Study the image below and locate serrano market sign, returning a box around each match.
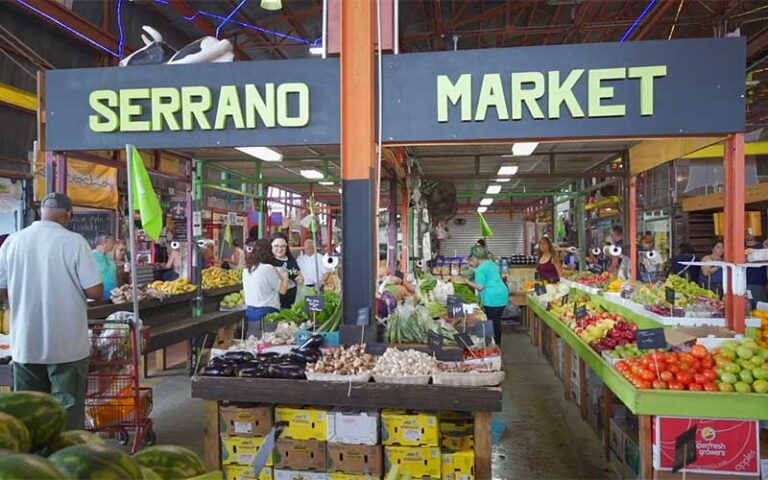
[45,37,745,150]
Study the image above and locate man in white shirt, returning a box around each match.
[0,193,103,429]
[296,239,329,288]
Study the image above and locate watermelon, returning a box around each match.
[0,411,31,453]
[49,444,143,480]
[133,445,206,479]
[140,466,163,480]
[0,391,65,451]
[48,430,106,453]
[0,453,66,479]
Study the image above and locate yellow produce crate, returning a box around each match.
[223,465,272,480]
[381,410,438,447]
[442,450,475,480]
[384,446,441,479]
[275,406,329,441]
[221,436,273,466]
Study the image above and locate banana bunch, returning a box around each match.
[0,309,9,335]
[149,278,197,295]
[202,267,243,290]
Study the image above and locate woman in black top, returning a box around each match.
[270,233,303,309]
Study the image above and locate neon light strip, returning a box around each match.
[153,0,310,44]
[620,0,659,42]
[216,0,250,39]
[15,0,125,56]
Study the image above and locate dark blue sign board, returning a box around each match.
[45,38,745,151]
[637,328,667,350]
[305,295,325,313]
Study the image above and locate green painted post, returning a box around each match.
[257,160,266,238]
[193,159,204,317]
[576,185,586,272]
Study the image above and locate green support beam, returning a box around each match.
[202,177,340,186]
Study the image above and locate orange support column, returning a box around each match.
[628,176,638,280]
[725,134,746,332]
[340,0,377,324]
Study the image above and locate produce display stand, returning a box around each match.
[526,293,768,478]
[202,285,243,314]
[191,376,502,479]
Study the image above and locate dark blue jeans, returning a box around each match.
[245,306,279,336]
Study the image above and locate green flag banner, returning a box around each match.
[478,213,494,238]
[224,223,233,246]
[129,146,163,241]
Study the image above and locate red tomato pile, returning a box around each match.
[615,345,719,391]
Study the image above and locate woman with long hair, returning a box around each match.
[243,239,289,334]
[270,233,303,309]
[454,246,508,346]
[536,237,562,283]
[700,239,724,296]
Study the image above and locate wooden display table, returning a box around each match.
[191,376,503,479]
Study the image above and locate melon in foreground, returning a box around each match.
[0,411,31,453]
[49,429,106,452]
[133,445,206,480]
[0,453,65,479]
[140,466,164,480]
[0,391,66,451]
[49,443,143,480]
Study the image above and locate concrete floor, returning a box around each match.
[146,328,610,479]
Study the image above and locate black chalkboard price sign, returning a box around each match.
[305,295,325,313]
[534,283,547,295]
[575,305,588,321]
[447,303,464,319]
[68,211,115,247]
[427,330,443,353]
[665,287,676,305]
[637,328,667,350]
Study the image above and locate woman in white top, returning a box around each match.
[243,239,289,334]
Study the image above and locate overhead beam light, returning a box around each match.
[477,206,488,213]
[485,184,502,195]
[497,165,519,176]
[511,142,539,156]
[300,169,324,179]
[309,45,323,55]
[318,181,334,186]
[235,146,283,162]
[495,178,511,183]
[480,198,494,206]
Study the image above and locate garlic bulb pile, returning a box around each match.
[372,348,435,376]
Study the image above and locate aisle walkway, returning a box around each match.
[493,328,610,479]
[148,328,610,479]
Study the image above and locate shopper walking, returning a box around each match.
[243,239,289,335]
[700,240,725,296]
[270,233,303,309]
[92,233,117,299]
[536,237,562,283]
[455,245,508,346]
[0,193,103,429]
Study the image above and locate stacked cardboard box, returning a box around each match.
[383,410,441,479]
[274,406,330,478]
[327,409,383,480]
[219,404,275,480]
[439,412,475,480]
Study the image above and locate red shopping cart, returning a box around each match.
[86,317,155,453]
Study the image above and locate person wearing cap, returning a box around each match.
[0,193,103,429]
[453,245,508,346]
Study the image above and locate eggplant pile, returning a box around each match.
[199,335,325,380]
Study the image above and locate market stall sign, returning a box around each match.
[34,157,118,209]
[655,417,760,476]
[383,37,745,141]
[45,38,744,150]
[45,59,340,150]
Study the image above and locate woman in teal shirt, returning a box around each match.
[92,233,117,300]
[456,245,508,346]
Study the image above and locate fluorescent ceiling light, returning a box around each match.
[497,165,519,176]
[309,46,323,55]
[495,178,511,183]
[511,142,539,156]
[477,206,488,214]
[235,146,282,162]
[300,169,324,179]
[319,181,334,186]
[486,184,502,195]
[338,188,342,194]
[480,198,493,206]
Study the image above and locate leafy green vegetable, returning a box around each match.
[453,283,480,304]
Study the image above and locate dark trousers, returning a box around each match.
[13,357,89,430]
[279,287,298,310]
[484,306,505,346]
